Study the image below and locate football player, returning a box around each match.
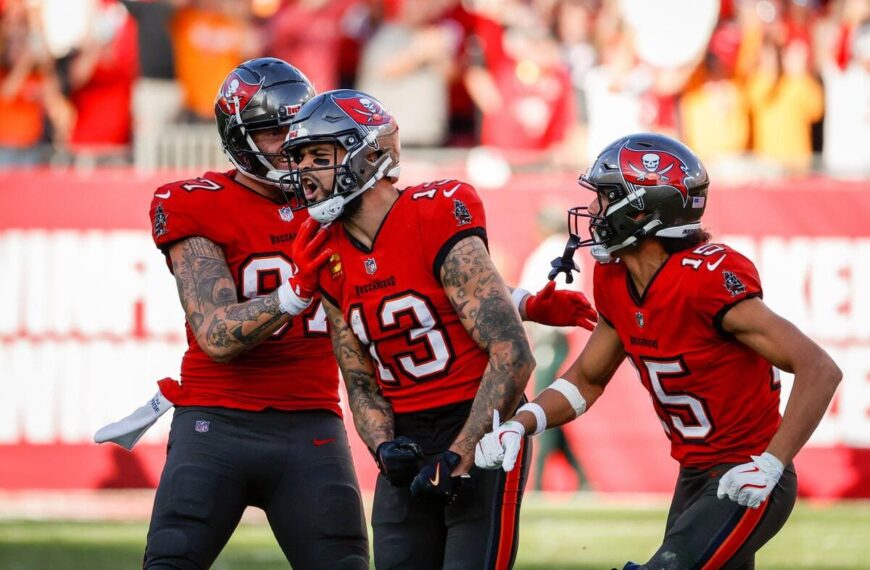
[97,58,369,569]
[281,89,597,570]
[474,133,842,568]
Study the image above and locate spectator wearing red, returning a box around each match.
[67,0,138,154]
[467,9,575,154]
[265,0,365,93]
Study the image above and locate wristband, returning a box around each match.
[511,288,530,313]
[545,378,587,417]
[276,281,313,316]
[517,402,547,435]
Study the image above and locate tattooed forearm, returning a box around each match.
[324,299,395,450]
[441,236,535,464]
[169,237,291,361]
[225,295,286,343]
[345,370,395,450]
[206,319,232,348]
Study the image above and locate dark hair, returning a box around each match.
[661,228,712,254]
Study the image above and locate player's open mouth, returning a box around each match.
[301,177,320,200]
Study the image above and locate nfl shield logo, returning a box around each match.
[278,206,294,222]
[364,258,377,275]
[194,420,210,433]
[635,312,645,328]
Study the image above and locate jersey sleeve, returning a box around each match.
[149,184,204,253]
[416,181,488,282]
[696,248,763,335]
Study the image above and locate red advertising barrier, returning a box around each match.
[1,168,868,498]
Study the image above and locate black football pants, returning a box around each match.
[372,437,532,570]
[143,406,369,570]
[635,461,797,569]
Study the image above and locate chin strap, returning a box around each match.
[308,154,395,223]
[548,234,582,282]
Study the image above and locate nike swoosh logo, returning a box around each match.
[155,190,171,199]
[707,254,727,271]
[313,438,336,446]
[443,184,461,198]
[429,463,441,486]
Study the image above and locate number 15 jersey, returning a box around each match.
[593,244,781,469]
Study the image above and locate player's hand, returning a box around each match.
[410,451,467,504]
[474,410,524,472]
[288,217,332,299]
[716,452,784,509]
[375,436,424,487]
[94,389,174,451]
[524,281,597,330]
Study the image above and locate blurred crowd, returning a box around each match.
[1,0,868,176]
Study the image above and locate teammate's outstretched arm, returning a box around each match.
[716,297,841,508]
[475,319,625,471]
[511,281,598,331]
[439,235,536,473]
[168,219,329,362]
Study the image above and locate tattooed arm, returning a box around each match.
[441,235,535,473]
[168,237,290,363]
[323,297,395,450]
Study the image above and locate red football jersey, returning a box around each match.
[318,180,490,413]
[149,170,340,415]
[593,243,781,469]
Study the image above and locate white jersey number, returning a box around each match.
[240,254,327,337]
[631,356,713,440]
[349,292,452,384]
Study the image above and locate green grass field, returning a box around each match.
[1,495,868,569]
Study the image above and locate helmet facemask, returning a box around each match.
[223,114,289,186]
[568,176,657,263]
[282,90,400,224]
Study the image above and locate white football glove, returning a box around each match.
[716,452,784,509]
[474,410,525,472]
[94,391,174,451]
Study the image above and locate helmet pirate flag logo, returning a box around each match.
[334,95,392,126]
[216,72,263,116]
[619,143,691,205]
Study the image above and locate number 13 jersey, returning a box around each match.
[593,244,782,469]
[318,180,491,414]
